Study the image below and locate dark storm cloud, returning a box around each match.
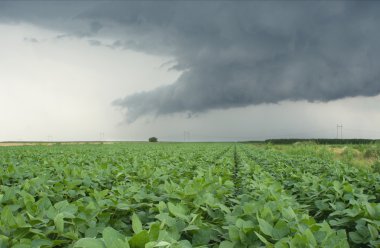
[105,2,380,122]
[0,2,100,36]
[2,1,380,122]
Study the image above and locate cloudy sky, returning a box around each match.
[1,1,380,142]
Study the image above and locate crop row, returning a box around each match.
[0,143,378,247]
[242,145,380,247]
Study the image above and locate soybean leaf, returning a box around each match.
[131,213,143,234]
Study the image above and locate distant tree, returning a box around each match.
[149,137,158,142]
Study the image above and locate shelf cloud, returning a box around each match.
[2,1,380,122]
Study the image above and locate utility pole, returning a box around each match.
[336,124,343,139]
[336,125,339,139]
[183,131,190,142]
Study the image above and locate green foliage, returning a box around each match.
[0,143,378,247]
[149,137,158,142]
[373,160,380,174]
[265,139,376,145]
[242,145,380,247]
[364,145,380,159]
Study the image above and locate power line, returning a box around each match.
[156,125,380,142]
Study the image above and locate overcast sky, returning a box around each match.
[1,1,380,142]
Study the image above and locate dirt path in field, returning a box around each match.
[0,142,115,147]
[0,143,47,147]
[330,146,361,156]
[330,147,346,155]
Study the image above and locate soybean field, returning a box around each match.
[0,143,379,248]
